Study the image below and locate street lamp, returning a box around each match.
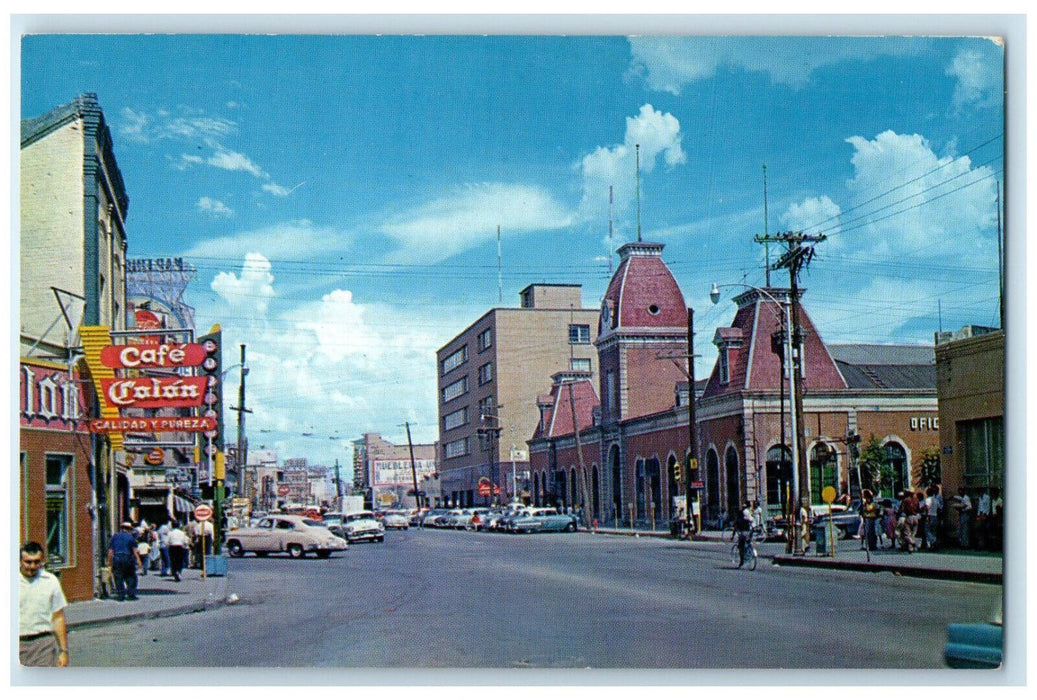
[711,282,805,553]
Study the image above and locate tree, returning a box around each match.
[914,447,942,489]
[857,436,894,498]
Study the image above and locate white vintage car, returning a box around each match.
[225,514,348,559]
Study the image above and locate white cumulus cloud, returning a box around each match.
[947,43,1004,111]
[210,252,276,314]
[577,103,685,221]
[196,196,234,218]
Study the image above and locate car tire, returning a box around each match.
[376,536,384,543]
[227,540,245,558]
[565,522,577,532]
[316,549,331,559]
[287,544,305,559]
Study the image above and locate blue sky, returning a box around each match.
[18,28,1006,473]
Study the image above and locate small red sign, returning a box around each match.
[277,485,291,496]
[145,448,165,466]
[100,343,207,369]
[194,504,213,521]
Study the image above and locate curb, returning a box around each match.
[771,554,1003,584]
[66,598,228,631]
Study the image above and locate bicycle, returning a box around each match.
[729,530,760,570]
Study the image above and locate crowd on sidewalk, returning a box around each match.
[102,516,217,601]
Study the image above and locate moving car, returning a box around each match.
[507,507,578,533]
[812,505,863,540]
[225,514,348,559]
[334,510,386,543]
[381,510,410,530]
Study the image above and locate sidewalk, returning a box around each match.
[591,526,1003,584]
[64,566,233,630]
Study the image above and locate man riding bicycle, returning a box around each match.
[734,501,754,565]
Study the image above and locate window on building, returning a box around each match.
[443,407,468,431]
[961,417,1004,489]
[478,396,495,419]
[718,348,730,384]
[569,324,591,344]
[442,377,468,403]
[570,357,591,372]
[477,328,493,352]
[478,362,493,385]
[45,454,71,565]
[444,438,470,459]
[441,346,468,374]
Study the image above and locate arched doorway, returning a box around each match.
[724,445,740,521]
[610,445,622,526]
[635,458,646,521]
[533,472,540,507]
[645,457,661,527]
[705,448,720,525]
[882,441,908,498]
[809,442,838,505]
[591,465,600,521]
[765,444,792,518]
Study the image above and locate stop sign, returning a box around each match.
[194,504,213,521]
[277,485,290,496]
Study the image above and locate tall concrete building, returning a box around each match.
[437,284,599,506]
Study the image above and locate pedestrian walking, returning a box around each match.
[136,532,151,576]
[915,490,929,550]
[861,490,880,551]
[166,521,190,582]
[157,520,171,576]
[107,522,142,601]
[895,491,920,552]
[18,542,69,667]
[147,528,162,572]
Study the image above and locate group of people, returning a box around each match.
[857,485,1002,552]
[105,516,211,601]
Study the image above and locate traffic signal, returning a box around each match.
[673,462,682,483]
[687,456,699,481]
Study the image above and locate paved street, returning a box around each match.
[67,528,1000,670]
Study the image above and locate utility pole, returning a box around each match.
[231,344,252,514]
[404,422,421,511]
[333,459,342,512]
[686,308,700,535]
[756,230,825,553]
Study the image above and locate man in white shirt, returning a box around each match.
[18,541,69,667]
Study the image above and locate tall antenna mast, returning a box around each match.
[497,224,503,304]
[635,144,642,242]
[763,164,771,287]
[608,185,614,275]
[996,179,1003,329]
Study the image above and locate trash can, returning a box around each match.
[205,554,228,576]
[813,525,827,555]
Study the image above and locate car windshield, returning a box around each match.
[302,518,326,528]
[346,512,374,522]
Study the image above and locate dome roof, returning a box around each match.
[599,242,686,337]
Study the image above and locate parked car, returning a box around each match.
[225,514,348,559]
[497,507,532,532]
[812,504,863,540]
[454,508,490,530]
[334,510,386,543]
[945,601,1003,669]
[507,507,578,533]
[420,508,452,527]
[381,510,410,530]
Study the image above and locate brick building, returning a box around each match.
[528,241,942,530]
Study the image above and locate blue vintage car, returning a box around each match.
[507,507,578,533]
[944,601,1003,669]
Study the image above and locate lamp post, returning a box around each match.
[711,282,804,553]
[478,409,503,507]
